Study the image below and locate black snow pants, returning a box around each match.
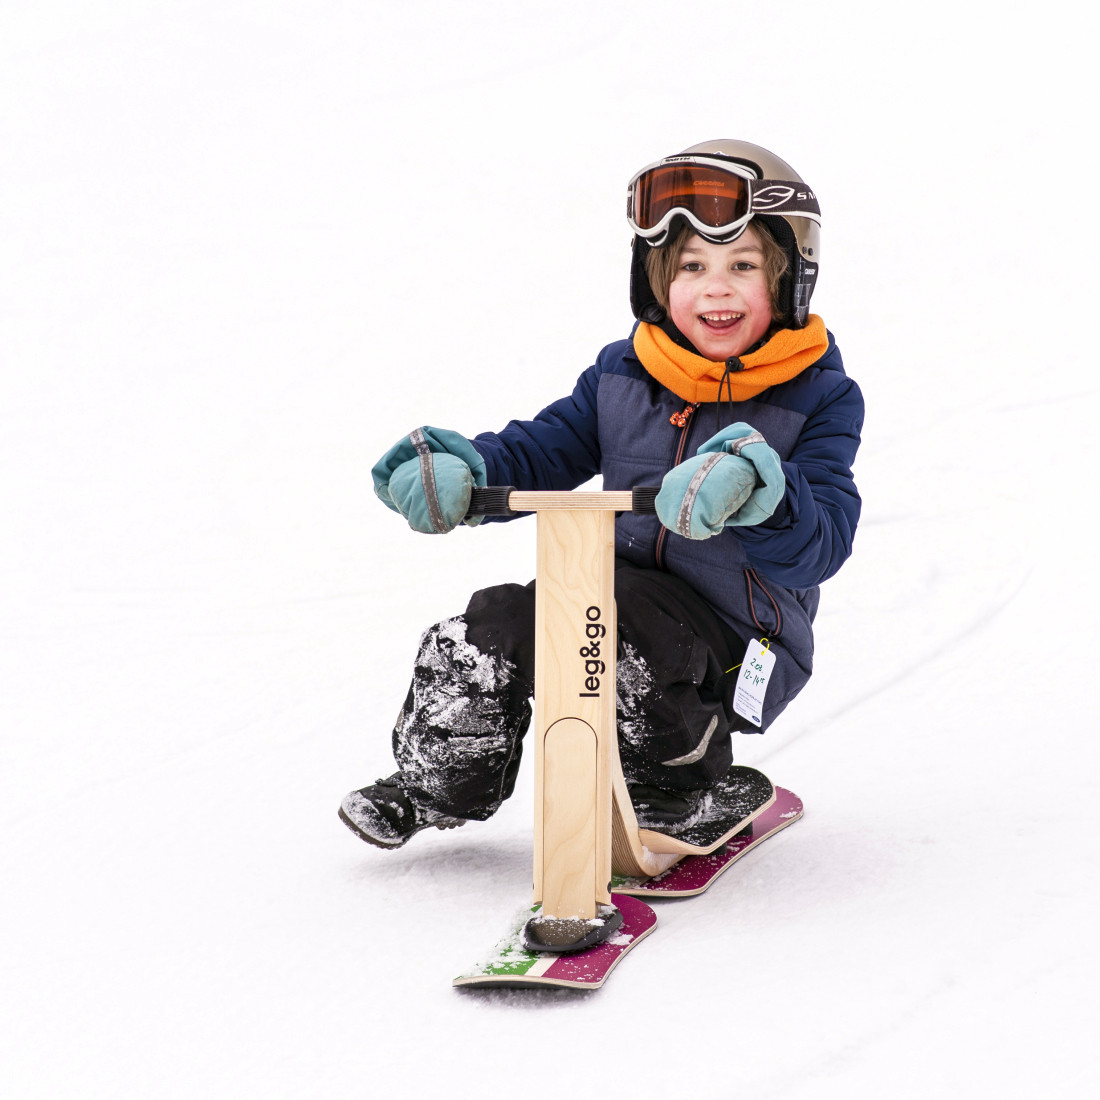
[392,559,750,821]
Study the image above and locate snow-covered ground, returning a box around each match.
[3,3,1096,1097]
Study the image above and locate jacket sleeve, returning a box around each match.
[470,360,603,495]
[734,374,864,588]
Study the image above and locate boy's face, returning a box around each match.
[667,228,774,360]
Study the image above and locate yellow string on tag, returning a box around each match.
[727,637,770,674]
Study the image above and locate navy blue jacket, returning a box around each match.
[472,325,863,730]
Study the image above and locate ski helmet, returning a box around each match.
[628,139,821,329]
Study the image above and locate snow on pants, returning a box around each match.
[392,560,750,821]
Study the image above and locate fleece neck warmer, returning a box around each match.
[633,314,829,403]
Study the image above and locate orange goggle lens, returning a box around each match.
[629,164,750,232]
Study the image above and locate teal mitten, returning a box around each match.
[372,426,488,534]
[656,422,785,539]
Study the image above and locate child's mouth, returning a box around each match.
[699,311,744,331]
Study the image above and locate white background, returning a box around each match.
[3,2,1096,1097]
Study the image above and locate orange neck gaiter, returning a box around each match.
[633,314,829,403]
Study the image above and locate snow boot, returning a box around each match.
[627,782,712,832]
[339,774,466,849]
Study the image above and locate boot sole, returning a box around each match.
[338,807,466,849]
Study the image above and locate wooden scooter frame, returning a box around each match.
[478,489,757,929]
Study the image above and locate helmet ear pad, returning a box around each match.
[753,214,797,328]
[752,214,816,330]
[629,236,666,324]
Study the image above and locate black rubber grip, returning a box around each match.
[631,486,659,515]
[466,486,517,517]
[467,486,660,517]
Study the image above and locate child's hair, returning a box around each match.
[645,218,789,323]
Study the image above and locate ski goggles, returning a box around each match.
[626,155,821,244]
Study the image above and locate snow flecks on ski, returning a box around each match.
[462,906,542,976]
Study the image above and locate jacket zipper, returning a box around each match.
[655,403,699,570]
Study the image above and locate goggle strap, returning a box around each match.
[750,180,821,220]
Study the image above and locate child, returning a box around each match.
[340,139,863,849]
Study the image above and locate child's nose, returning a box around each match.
[704,271,735,295]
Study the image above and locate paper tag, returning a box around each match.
[732,638,775,727]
